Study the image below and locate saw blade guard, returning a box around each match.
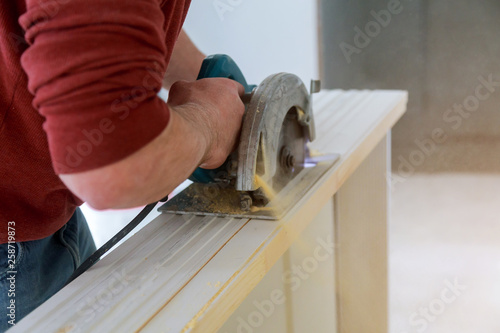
[236,73,315,192]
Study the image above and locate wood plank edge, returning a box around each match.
[177,94,408,332]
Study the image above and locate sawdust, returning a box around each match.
[203,187,241,214]
[309,148,325,157]
[254,175,276,200]
[165,177,281,217]
[206,280,226,289]
[168,183,242,215]
[250,206,274,213]
[56,325,75,333]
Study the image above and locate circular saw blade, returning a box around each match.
[270,109,306,193]
[236,73,315,192]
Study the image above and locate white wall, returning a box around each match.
[183,0,319,85]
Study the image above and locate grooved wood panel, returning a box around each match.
[12,90,407,333]
[216,198,337,333]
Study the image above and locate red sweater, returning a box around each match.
[0,0,190,243]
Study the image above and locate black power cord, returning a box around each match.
[65,196,167,286]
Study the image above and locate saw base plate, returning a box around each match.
[158,154,340,220]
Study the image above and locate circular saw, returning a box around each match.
[159,55,335,220]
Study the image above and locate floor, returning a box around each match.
[83,173,500,332]
[390,173,500,333]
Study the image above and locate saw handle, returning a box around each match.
[197,54,255,93]
[189,54,253,184]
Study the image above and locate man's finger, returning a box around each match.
[233,81,245,96]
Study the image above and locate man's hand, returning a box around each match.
[168,78,245,169]
[60,78,245,210]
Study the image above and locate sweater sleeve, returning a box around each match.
[19,0,174,174]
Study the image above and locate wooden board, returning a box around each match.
[335,134,390,333]
[217,198,337,333]
[11,90,407,333]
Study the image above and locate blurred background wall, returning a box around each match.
[320,0,500,174]
[184,0,319,86]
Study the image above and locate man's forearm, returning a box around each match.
[59,109,207,209]
[163,30,205,89]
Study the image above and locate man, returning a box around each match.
[0,0,245,329]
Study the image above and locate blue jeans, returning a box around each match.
[0,208,96,332]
